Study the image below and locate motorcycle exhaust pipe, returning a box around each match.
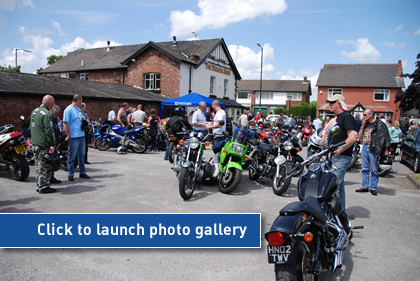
[0,163,8,170]
[129,140,140,149]
[327,220,349,273]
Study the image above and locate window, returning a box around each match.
[144,73,161,90]
[328,88,342,98]
[374,89,390,101]
[224,79,228,96]
[374,113,391,120]
[257,92,273,100]
[237,92,251,99]
[210,76,215,94]
[80,73,88,80]
[287,93,302,101]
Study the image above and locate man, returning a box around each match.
[117,102,129,127]
[108,107,118,125]
[31,95,57,194]
[50,104,62,184]
[313,115,323,131]
[63,94,90,181]
[164,107,192,160]
[239,108,250,127]
[132,104,147,128]
[326,94,356,232]
[206,100,226,145]
[356,109,390,196]
[354,113,363,134]
[400,116,410,135]
[80,102,91,164]
[191,102,207,134]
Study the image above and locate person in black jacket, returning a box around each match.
[164,107,192,160]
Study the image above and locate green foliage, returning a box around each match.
[0,65,20,72]
[47,55,64,65]
[274,101,317,118]
[395,53,420,112]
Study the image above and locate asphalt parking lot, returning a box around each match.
[1,146,420,280]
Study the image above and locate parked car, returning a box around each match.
[267,115,288,124]
[401,128,420,172]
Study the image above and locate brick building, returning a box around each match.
[316,61,405,121]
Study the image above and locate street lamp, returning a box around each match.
[256,43,263,113]
[15,48,32,68]
[287,94,292,117]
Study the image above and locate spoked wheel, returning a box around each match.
[179,167,197,200]
[94,138,111,151]
[5,153,29,181]
[272,164,291,196]
[168,142,176,164]
[132,137,147,153]
[218,167,242,194]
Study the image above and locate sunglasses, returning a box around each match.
[328,101,337,105]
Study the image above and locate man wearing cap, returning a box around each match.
[108,107,117,125]
[326,94,356,232]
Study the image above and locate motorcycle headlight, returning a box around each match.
[232,144,245,154]
[189,137,199,149]
[283,141,293,151]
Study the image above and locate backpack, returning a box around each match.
[170,117,184,133]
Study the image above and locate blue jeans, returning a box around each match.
[332,154,352,211]
[361,145,379,190]
[68,137,86,176]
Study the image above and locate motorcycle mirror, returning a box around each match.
[20,116,25,120]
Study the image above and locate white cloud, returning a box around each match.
[52,20,65,36]
[387,23,403,34]
[337,37,381,62]
[384,42,406,49]
[413,29,420,36]
[170,0,288,37]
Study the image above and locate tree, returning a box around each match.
[0,65,20,72]
[395,53,420,112]
[47,54,64,65]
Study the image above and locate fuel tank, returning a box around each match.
[297,163,338,202]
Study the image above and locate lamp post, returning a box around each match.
[15,48,32,68]
[256,43,263,113]
[287,94,292,117]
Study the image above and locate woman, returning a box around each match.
[147,109,161,152]
[389,121,402,158]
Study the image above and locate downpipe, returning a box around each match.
[327,218,349,273]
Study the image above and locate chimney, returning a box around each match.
[173,36,177,46]
[304,76,307,82]
[397,60,402,77]
[107,40,110,52]
[36,67,43,74]
[81,60,84,67]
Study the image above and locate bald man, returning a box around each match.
[30,95,57,194]
[191,101,208,134]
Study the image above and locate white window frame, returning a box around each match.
[257,92,273,100]
[328,88,342,98]
[144,73,161,90]
[80,73,88,80]
[237,92,251,99]
[210,76,215,94]
[374,89,390,101]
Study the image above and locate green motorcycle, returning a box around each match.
[217,125,251,194]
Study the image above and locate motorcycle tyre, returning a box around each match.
[132,137,148,154]
[378,167,390,177]
[274,239,317,281]
[168,142,176,164]
[5,153,29,181]
[91,136,97,149]
[301,138,308,147]
[179,167,196,200]
[347,151,358,171]
[272,164,291,196]
[218,167,242,194]
[158,135,168,151]
[248,162,260,180]
[95,138,111,151]
[57,142,78,171]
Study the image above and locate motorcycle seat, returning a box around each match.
[279,196,326,224]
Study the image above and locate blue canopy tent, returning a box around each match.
[160,92,224,117]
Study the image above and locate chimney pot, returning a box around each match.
[173,36,177,46]
[397,60,403,77]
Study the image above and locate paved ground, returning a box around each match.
[1,146,420,280]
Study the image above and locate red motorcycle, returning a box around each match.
[301,123,314,146]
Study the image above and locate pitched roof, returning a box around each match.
[318,103,394,113]
[237,79,311,93]
[39,38,241,79]
[0,70,166,102]
[316,63,405,88]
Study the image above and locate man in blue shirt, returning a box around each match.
[63,94,90,181]
[192,102,207,134]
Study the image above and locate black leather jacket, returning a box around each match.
[369,120,391,158]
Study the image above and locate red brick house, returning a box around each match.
[236,78,312,115]
[316,61,404,121]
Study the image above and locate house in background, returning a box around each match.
[316,61,405,121]
[38,37,243,117]
[236,78,312,115]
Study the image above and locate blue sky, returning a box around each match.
[1,0,419,101]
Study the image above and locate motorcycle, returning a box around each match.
[177,131,211,200]
[168,130,188,164]
[0,124,30,181]
[94,124,148,153]
[248,132,278,182]
[265,141,363,280]
[86,119,101,148]
[145,124,168,151]
[300,123,314,147]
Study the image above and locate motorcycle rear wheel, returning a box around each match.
[218,167,242,194]
[132,137,147,153]
[168,142,176,164]
[248,162,260,180]
[95,138,111,151]
[274,240,317,281]
[5,153,29,181]
[347,151,358,171]
[179,167,196,200]
[272,164,290,196]
[57,141,78,171]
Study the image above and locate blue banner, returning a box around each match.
[0,213,261,248]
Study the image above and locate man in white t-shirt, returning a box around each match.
[132,104,147,127]
[206,100,226,145]
[108,107,117,125]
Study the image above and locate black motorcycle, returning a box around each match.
[248,132,278,182]
[265,141,363,280]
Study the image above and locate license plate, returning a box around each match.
[267,245,292,264]
[14,144,27,154]
[169,137,177,141]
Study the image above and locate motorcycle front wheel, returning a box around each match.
[132,137,148,153]
[272,164,291,196]
[179,166,196,200]
[274,239,317,281]
[95,138,111,151]
[218,167,242,194]
[5,153,29,181]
